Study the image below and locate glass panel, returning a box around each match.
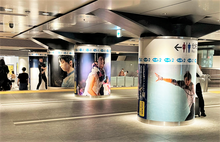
[198,49,214,68]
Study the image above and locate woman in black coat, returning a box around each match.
[0,59,11,91]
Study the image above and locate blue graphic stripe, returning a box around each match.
[29,53,47,56]
[48,51,74,55]
[139,58,197,63]
[75,48,111,53]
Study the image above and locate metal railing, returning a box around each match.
[111,76,138,87]
[199,74,211,92]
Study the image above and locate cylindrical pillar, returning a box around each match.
[28,52,48,90]
[48,50,75,88]
[74,44,111,97]
[138,37,197,126]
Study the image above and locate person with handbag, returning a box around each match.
[0,59,12,91]
[10,71,16,89]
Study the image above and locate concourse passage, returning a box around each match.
[0,87,220,142]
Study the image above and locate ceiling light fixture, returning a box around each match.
[42,12,49,16]
[39,11,53,16]
[116,26,121,30]
[5,8,13,12]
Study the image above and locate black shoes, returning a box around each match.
[201,112,206,117]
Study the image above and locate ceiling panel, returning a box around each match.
[16,13,138,39]
[98,0,189,15]
[0,0,94,14]
[142,0,220,20]
[0,0,219,50]
[14,31,56,39]
[200,30,220,40]
[0,0,95,36]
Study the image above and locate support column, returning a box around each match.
[137,36,197,126]
[48,50,74,88]
[28,52,48,90]
[74,44,111,97]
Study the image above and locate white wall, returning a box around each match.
[30,68,47,90]
[1,56,19,75]
[213,56,220,68]
[18,57,29,74]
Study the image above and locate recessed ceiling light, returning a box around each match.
[39,11,53,16]
[163,13,167,15]
[5,8,13,12]
[217,19,220,22]
[42,12,49,16]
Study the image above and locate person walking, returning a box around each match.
[0,59,11,91]
[36,58,47,90]
[196,64,206,117]
[10,71,16,89]
[17,67,29,90]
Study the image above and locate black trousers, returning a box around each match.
[19,83,28,90]
[185,103,195,121]
[196,83,205,113]
[37,73,47,89]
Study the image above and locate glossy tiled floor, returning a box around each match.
[0,88,219,142]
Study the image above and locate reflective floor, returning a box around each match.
[0,87,219,142]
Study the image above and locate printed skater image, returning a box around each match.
[36,58,47,90]
[84,56,106,96]
[155,71,195,120]
[59,55,74,87]
[103,76,110,95]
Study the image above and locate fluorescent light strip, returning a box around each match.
[5,8,13,12]
[14,112,136,125]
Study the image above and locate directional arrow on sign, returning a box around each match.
[174,44,182,51]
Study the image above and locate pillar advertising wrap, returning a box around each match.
[28,52,48,90]
[138,37,197,123]
[74,45,111,97]
[48,50,74,88]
